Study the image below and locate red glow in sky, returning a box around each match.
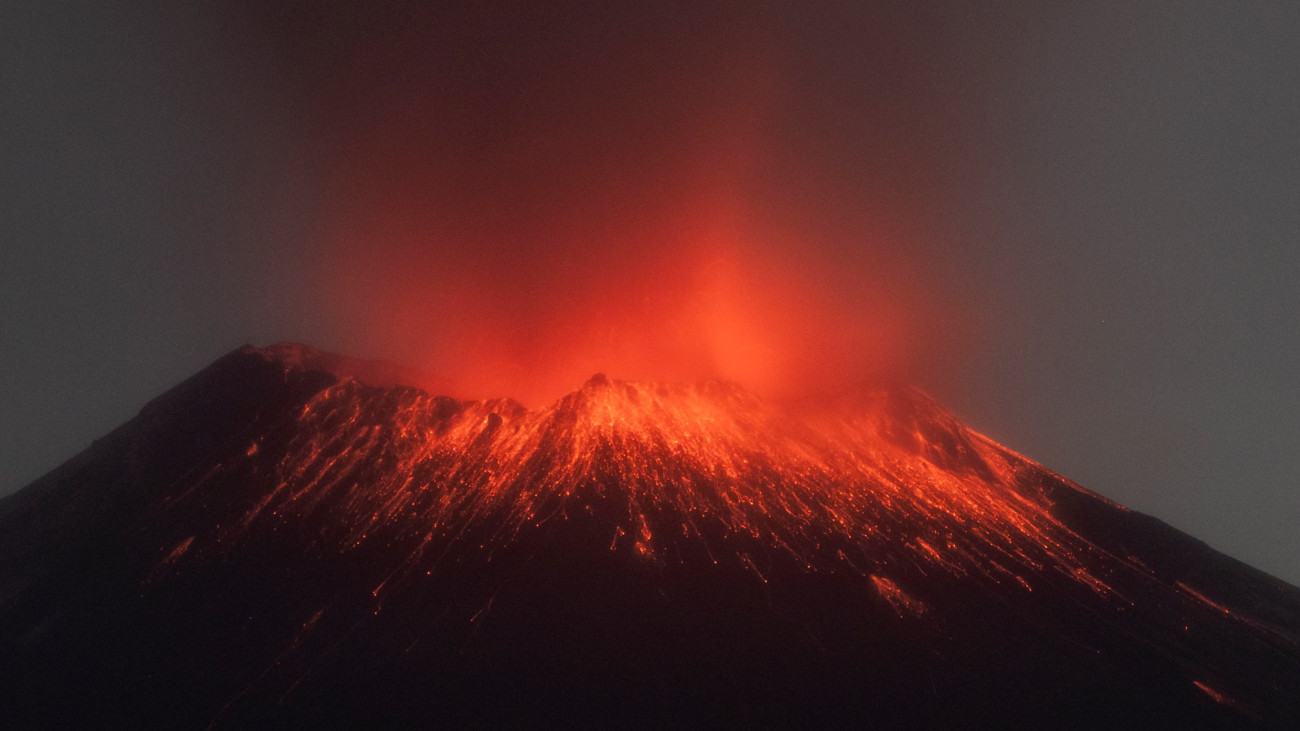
[313,184,923,405]
[281,2,945,404]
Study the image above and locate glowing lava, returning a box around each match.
[171,343,1123,604]
[9,343,1300,728]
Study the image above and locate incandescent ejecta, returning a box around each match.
[2,344,1299,728]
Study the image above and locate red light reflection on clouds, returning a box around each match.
[293,3,932,406]
[314,206,919,406]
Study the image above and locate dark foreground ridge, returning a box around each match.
[3,343,1300,728]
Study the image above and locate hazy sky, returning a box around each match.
[3,1,1297,584]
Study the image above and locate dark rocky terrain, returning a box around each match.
[3,343,1299,728]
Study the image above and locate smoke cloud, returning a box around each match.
[242,1,967,404]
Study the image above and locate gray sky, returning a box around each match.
[3,1,1298,584]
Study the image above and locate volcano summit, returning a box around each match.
[3,344,1299,728]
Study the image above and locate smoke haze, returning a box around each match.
[237,1,967,403]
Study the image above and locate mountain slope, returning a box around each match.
[2,343,1299,728]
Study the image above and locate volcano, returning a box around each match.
[3,343,1299,728]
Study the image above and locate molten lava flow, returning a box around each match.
[167,355,1127,606]
[20,345,1297,728]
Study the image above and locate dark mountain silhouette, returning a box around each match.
[3,343,1299,728]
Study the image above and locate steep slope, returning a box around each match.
[2,343,1299,728]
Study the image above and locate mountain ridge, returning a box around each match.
[2,343,1299,728]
